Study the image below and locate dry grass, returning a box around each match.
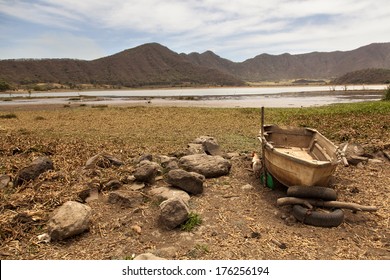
[0,102,389,260]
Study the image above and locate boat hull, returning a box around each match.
[260,125,339,187]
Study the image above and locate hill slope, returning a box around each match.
[0,43,244,87]
[1,42,390,86]
[183,43,390,81]
[331,68,390,84]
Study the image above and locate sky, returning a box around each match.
[0,0,390,62]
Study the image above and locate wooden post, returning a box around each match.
[261,107,267,188]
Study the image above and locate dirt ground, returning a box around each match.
[0,105,389,260]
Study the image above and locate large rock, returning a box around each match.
[149,186,191,203]
[165,169,205,195]
[133,160,161,184]
[47,201,92,241]
[159,197,189,230]
[179,154,231,178]
[14,156,54,186]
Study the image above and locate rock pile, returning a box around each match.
[5,136,233,251]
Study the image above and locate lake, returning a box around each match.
[0,85,387,108]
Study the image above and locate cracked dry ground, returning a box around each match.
[1,152,389,260]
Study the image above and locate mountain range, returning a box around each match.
[1,42,390,87]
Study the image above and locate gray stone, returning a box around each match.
[14,156,54,186]
[165,169,205,195]
[193,136,221,155]
[102,179,122,191]
[179,154,231,178]
[186,143,205,155]
[133,160,161,184]
[107,190,144,208]
[149,186,191,203]
[47,201,91,241]
[0,174,11,188]
[134,253,166,260]
[159,197,189,229]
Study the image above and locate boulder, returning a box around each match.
[159,197,189,229]
[47,201,92,241]
[107,190,144,208]
[14,156,54,186]
[165,169,205,195]
[85,153,123,169]
[133,160,161,184]
[149,186,191,203]
[179,154,231,178]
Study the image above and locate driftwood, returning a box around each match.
[277,197,378,212]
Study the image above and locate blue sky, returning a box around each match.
[0,0,389,62]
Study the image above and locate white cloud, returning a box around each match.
[0,0,389,61]
[0,32,104,60]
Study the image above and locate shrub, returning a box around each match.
[0,113,17,119]
[0,80,11,91]
[181,212,202,231]
[383,85,390,101]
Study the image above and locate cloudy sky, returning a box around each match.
[0,0,389,62]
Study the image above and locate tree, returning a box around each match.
[0,80,11,91]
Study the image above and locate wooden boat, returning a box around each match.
[258,125,340,187]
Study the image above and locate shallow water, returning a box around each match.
[0,85,386,108]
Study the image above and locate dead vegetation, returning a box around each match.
[0,103,389,259]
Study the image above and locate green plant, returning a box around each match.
[0,80,11,91]
[0,113,17,119]
[383,85,390,101]
[181,212,202,231]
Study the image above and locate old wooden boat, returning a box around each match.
[258,125,340,187]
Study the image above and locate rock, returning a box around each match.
[14,156,54,186]
[107,190,145,208]
[165,169,205,195]
[129,182,145,191]
[158,155,178,168]
[165,160,179,171]
[241,184,254,191]
[85,153,123,169]
[134,253,166,260]
[186,143,205,155]
[102,179,122,191]
[0,174,11,188]
[159,197,189,229]
[78,187,99,203]
[47,201,92,241]
[149,186,191,203]
[193,136,221,155]
[138,154,153,163]
[133,160,161,184]
[225,152,240,159]
[149,246,177,258]
[179,154,231,178]
[131,225,142,235]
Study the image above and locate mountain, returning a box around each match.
[331,68,390,84]
[1,42,390,87]
[183,43,390,81]
[0,43,244,87]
